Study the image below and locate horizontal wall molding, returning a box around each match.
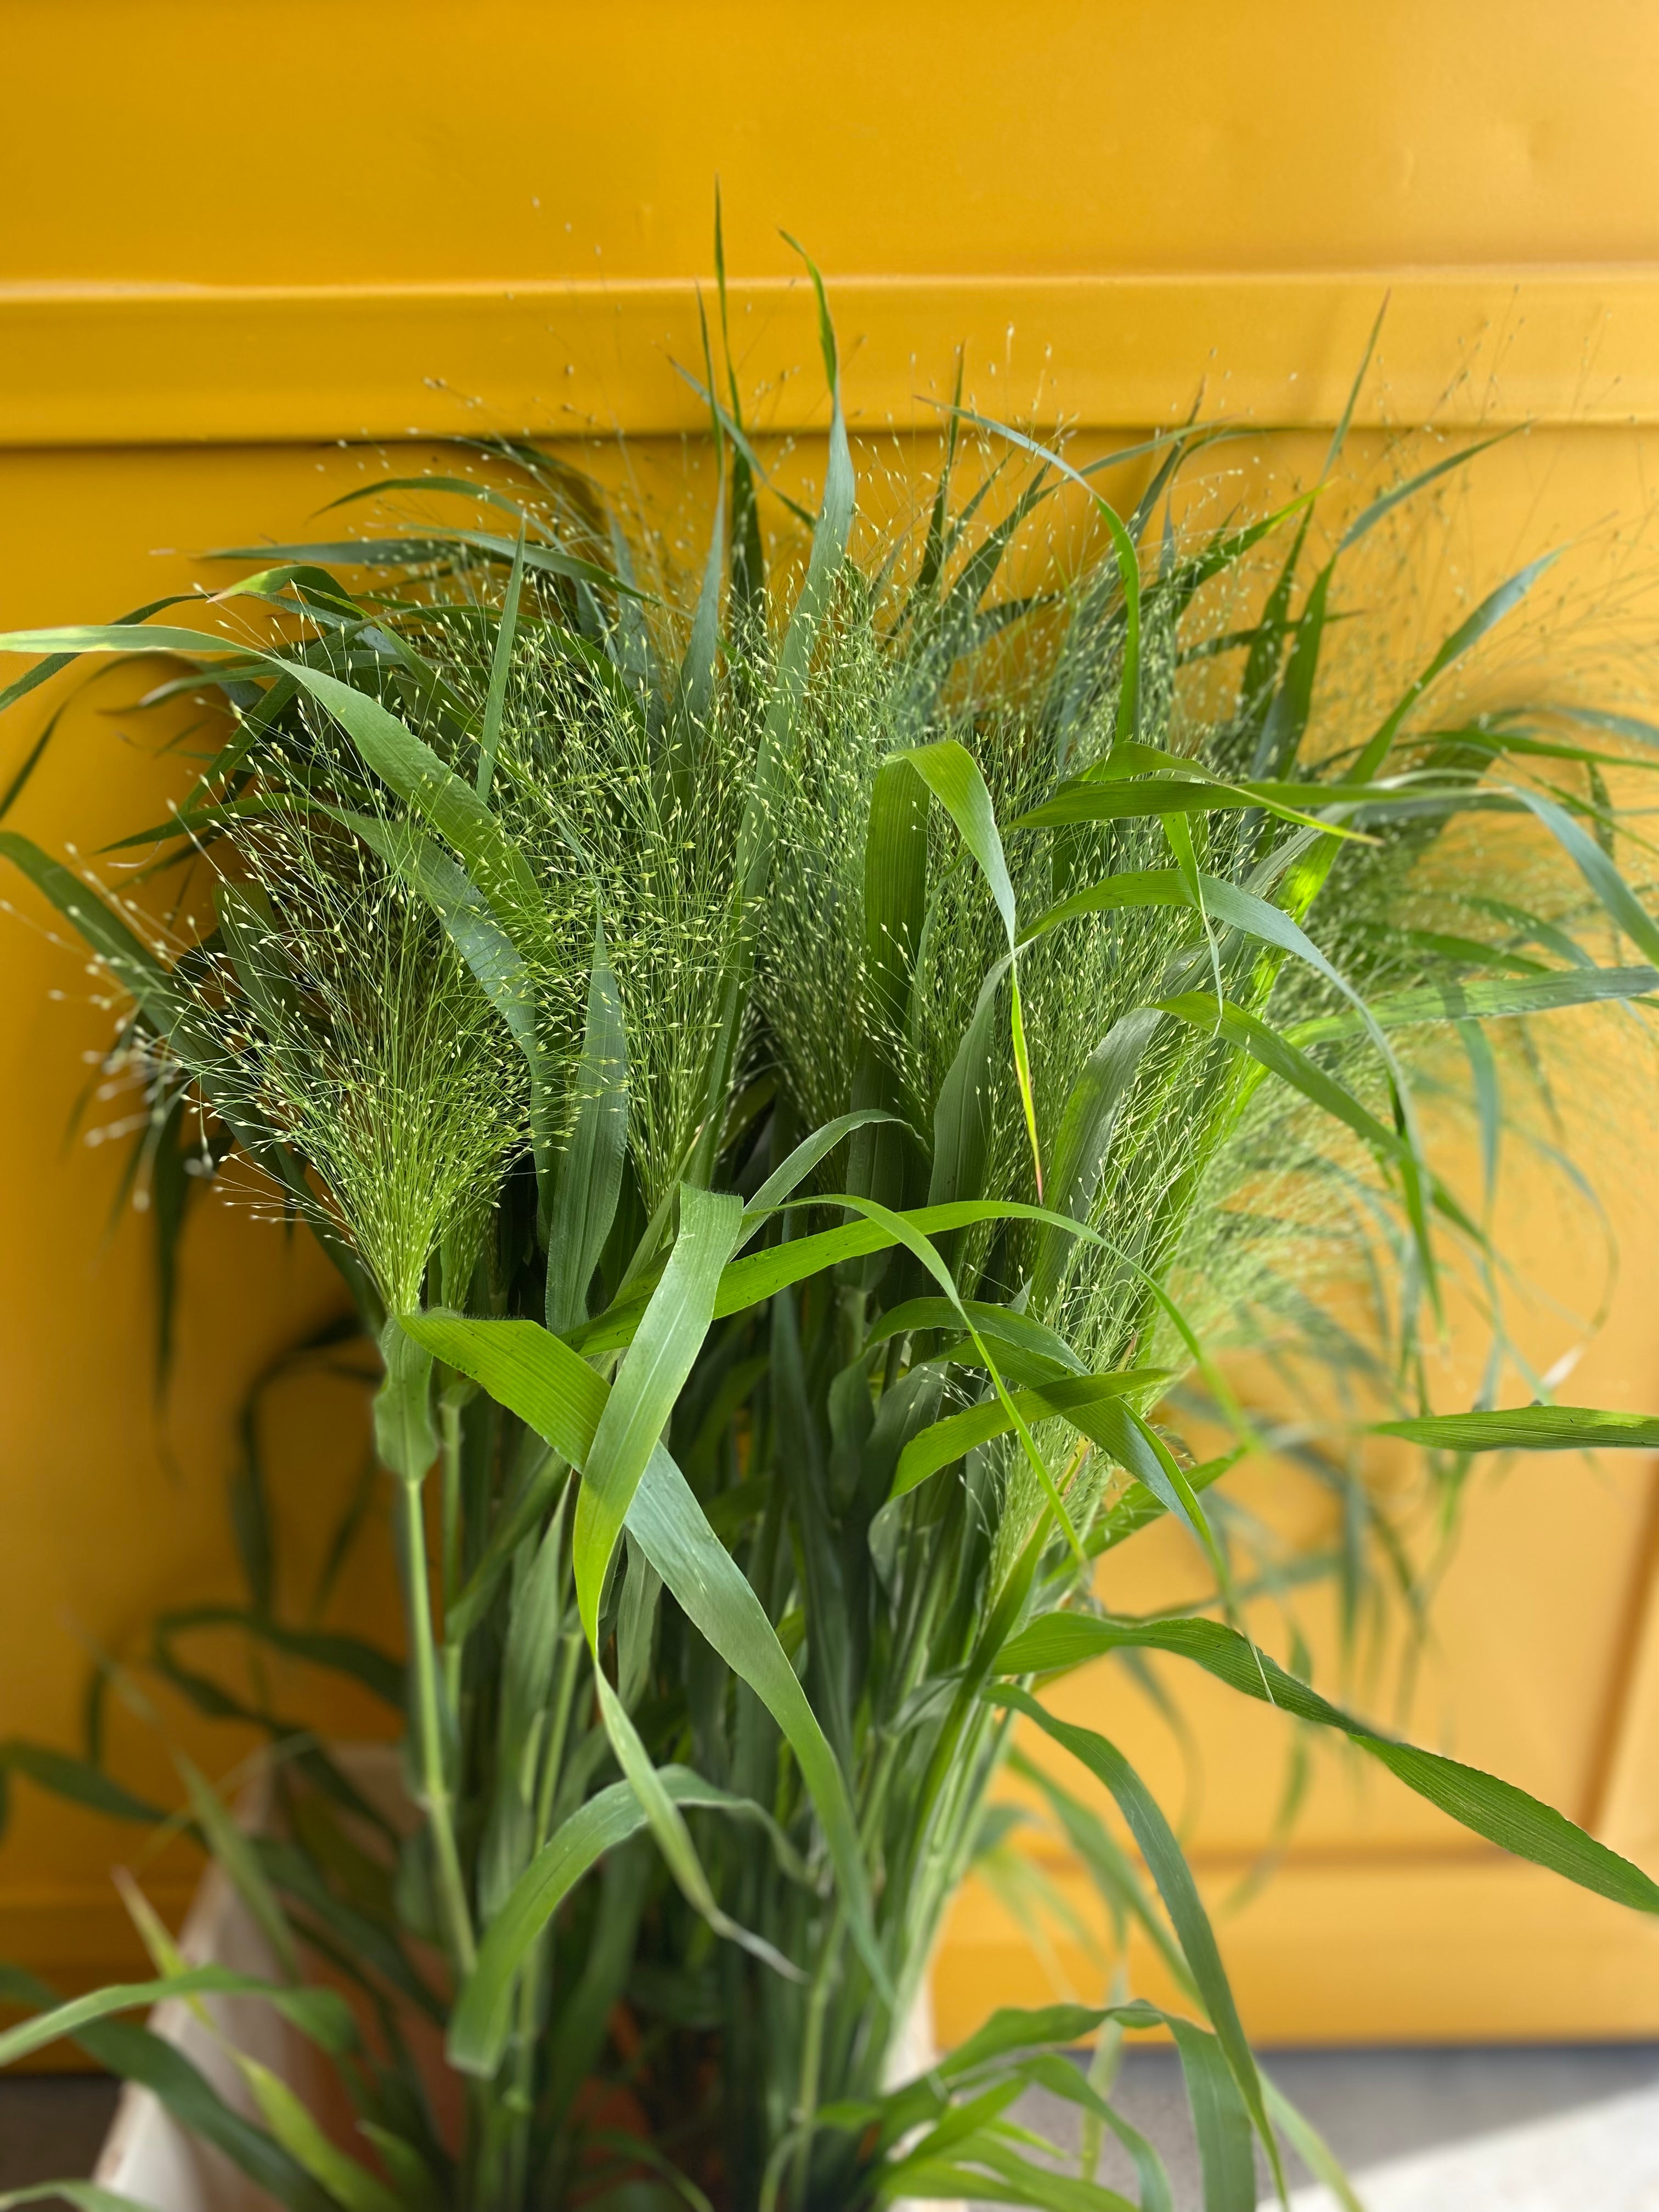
[4,267,1659,449]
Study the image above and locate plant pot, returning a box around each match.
[93,1845,301,2211]
[91,1747,955,2211]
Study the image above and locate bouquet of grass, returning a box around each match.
[4,258,1659,2212]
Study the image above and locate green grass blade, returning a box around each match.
[898,745,1020,968]
[1094,500,1142,747]
[1346,553,1561,786]
[323,475,550,536]
[675,290,726,775]
[1169,2018,1257,2212]
[1336,431,1514,558]
[928,961,1005,1215]
[545,915,630,1330]
[814,1190,1087,1565]
[153,1607,400,1706]
[590,1667,798,1982]
[1015,773,1376,840]
[0,1972,335,2212]
[1262,2074,1364,2212]
[177,1758,299,1981]
[1506,787,1659,966]
[1076,1399,1232,1590]
[625,1447,888,1996]
[474,522,526,800]
[208,531,645,600]
[864,753,930,1027]
[235,2056,400,2212]
[689,245,853,1187]
[591,1197,1118,1345]
[0,625,556,980]
[272,663,550,964]
[1031,1008,1164,1305]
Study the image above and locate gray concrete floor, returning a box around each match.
[0,2073,122,2197]
[3,2047,1657,2205]
[1011,2044,1659,2208]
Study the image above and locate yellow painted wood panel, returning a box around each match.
[3,0,1659,2047]
[6,1,1659,284]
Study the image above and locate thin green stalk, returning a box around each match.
[395,1471,476,1978]
[496,1627,585,2203]
[791,1900,846,2211]
[438,1390,464,1714]
[535,1628,585,1847]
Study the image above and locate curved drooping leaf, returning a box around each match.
[996,1614,1659,1918]
[1373,1404,1659,1453]
[573,1186,741,1639]
[1018,769,1401,838]
[1154,991,1462,1282]
[572,1192,1118,1353]
[233,2052,402,2212]
[0,2187,162,2212]
[741,1106,909,1240]
[1506,785,1659,968]
[904,739,1041,1189]
[206,528,643,601]
[590,1662,797,1984]
[1286,964,1659,1045]
[987,1689,1282,2197]
[448,1765,797,2076]
[0,1969,357,2073]
[0,1961,337,2212]
[890,1369,1169,1502]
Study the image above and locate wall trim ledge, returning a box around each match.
[4,266,1659,449]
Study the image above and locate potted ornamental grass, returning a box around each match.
[3,255,1659,2211]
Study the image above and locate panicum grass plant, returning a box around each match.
[6,250,1659,2212]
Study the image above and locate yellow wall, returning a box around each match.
[4,0,1659,2041]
